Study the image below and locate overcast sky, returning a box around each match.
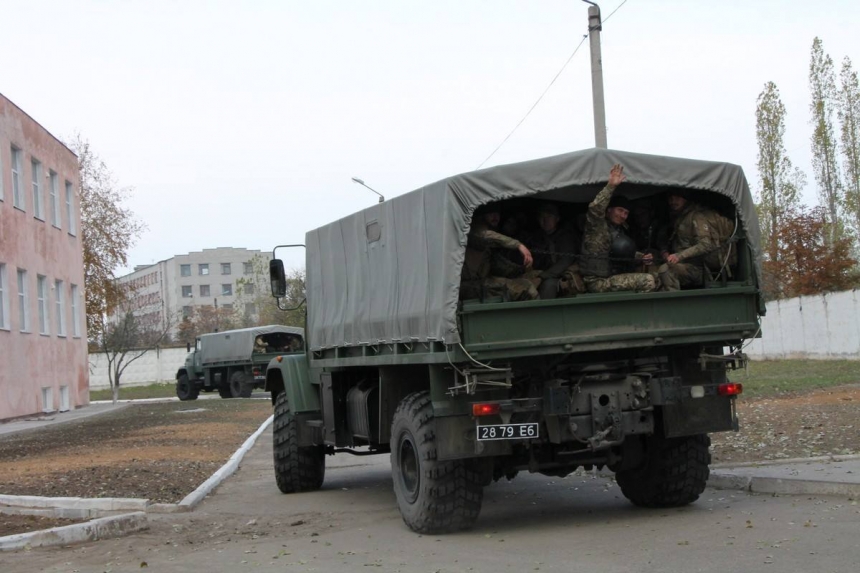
[2,0,858,273]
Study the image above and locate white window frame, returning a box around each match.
[11,146,24,210]
[71,284,81,337]
[59,385,70,412]
[55,279,66,336]
[65,181,76,235]
[221,283,232,296]
[42,387,54,413]
[181,285,193,298]
[37,275,50,335]
[0,146,4,202]
[17,269,29,332]
[49,170,60,228]
[0,263,9,330]
[32,158,44,220]
[199,264,209,276]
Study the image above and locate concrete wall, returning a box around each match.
[88,347,188,389]
[746,289,860,360]
[0,94,89,420]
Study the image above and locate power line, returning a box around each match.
[475,0,630,170]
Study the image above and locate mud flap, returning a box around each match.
[661,395,736,438]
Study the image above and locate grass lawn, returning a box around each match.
[731,359,860,398]
[89,382,178,401]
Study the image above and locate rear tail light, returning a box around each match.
[472,403,501,417]
[718,383,743,396]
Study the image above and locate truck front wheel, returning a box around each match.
[176,374,199,401]
[272,392,325,493]
[615,433,710,508]
[390,391,483,534]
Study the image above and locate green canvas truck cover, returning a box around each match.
[305,148,762,351]
[199,325,304,365]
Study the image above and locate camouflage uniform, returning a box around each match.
[659,203,720,291]
[525,224,584,298]
[580,184,657,294]
[460,222,539,301]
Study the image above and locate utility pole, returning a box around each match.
[584,1,607,148]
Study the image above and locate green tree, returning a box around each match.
[68,134,145,342]
[809,37,844,243]
[234,254,305,329]
[837,56,860,243]
[755,81,804,265]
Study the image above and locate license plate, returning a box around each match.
[477,423,539,441]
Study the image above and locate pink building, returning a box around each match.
[0,93,88,420]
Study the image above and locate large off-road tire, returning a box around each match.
[615,433,711,508]
[273,392,325,493]
[176,374,199,401]
[390,391,484,534]
[229,371,253,398]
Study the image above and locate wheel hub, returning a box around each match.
[399,434,420,503]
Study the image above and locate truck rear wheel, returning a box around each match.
[615,433,711,508]
[390,391,483,534]
[176,374,199,401]
[230,372,253,398]
[273,392,325,493]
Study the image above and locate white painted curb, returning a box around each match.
[179,414,274,509]
[0,512,148,552]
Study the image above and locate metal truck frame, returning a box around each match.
[265,148,763,533]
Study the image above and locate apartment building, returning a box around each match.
[115,247,270,335]
[0,93,87,420]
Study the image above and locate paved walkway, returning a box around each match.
[0,402,128,437]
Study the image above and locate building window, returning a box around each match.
[55,279,66,336]
[0,263,9,330]
[199,263,209,276]
[71,284,81,337]
[244,302,256,317]
[32,159,44,220]
[244,283,256,295]
[221,283,232,296]
[200,284,210,297]
[182,305,192,318]
[243,261,253,275]
[181,285,193,297]
[59,385,70,412]
[222,303,233,311]
[65,181,76,235]
[221,262,231,275]
[42,387,54,413]
[17,269,29,332]
[37,275,50,335]
[49,171,60,227]
[11,147,24,210]
[180,264,191,277]
[0,146,4,201]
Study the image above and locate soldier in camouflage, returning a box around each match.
[658,191,720,291]
[580,164,657,293]
[460,204,539,301]
[524,203,584,298]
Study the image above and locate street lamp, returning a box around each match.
[351,177,385,203]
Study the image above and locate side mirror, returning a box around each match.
[270,259,287,297]
[186,342,191,353]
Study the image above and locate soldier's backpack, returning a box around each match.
[702,209,738,274]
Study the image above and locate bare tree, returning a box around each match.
[67,134,145,342]
[176,305,238,345]
[837,56,860,244]
[755,81,804,266]
[97,285,176,403]
[809,38,845,243]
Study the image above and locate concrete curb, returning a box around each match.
[712,453,860,469]
[709,471,860,497]
[0,512,148,552]
[178,414,274,509]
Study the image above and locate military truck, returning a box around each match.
[266,148,763,534]
[175,325,304,400]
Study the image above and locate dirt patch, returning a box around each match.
[711,384,860,464]
[0,400,271,505]
[0,514,88,538]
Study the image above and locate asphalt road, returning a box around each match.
[6,428,860,573]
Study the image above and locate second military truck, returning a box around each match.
[266,148,763,534]
[176,325,304,400]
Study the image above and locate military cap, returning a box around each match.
[608,194,631,211]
